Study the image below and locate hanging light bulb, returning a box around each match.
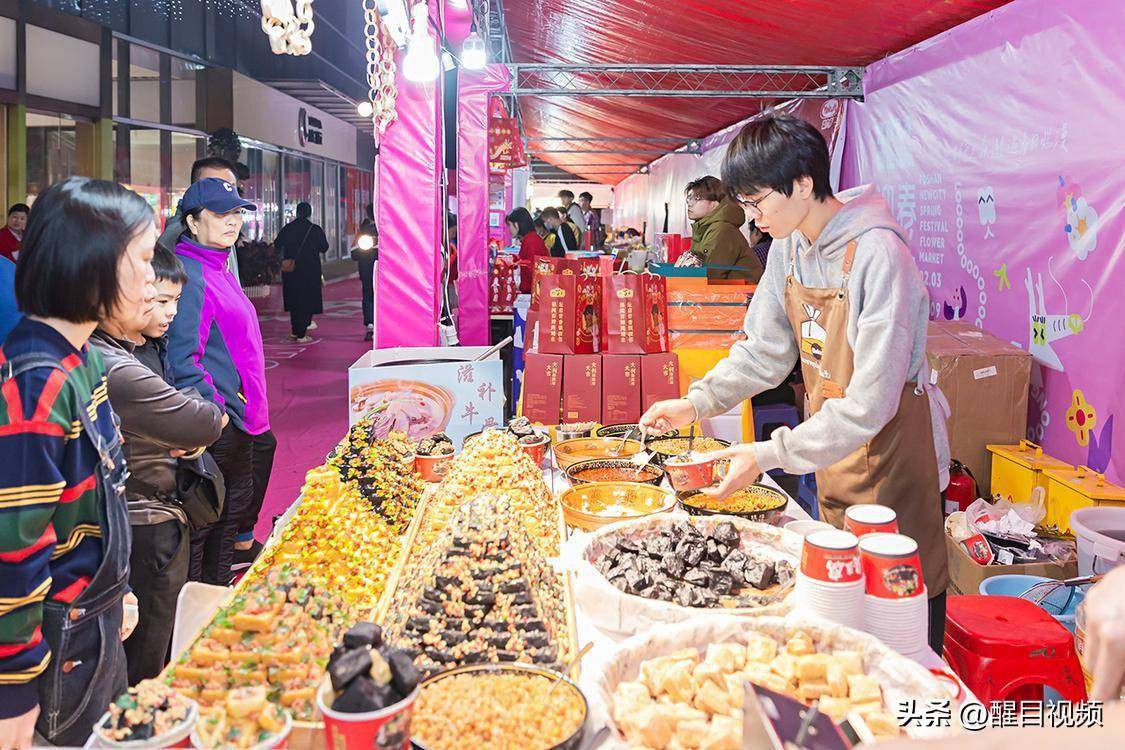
[357,100,375,118]
[402,2,439,82]
[461,27,486,70]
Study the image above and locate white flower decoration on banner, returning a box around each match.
[260,0,315,56]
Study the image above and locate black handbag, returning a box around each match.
[127,452,226,532]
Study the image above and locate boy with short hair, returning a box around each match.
[137,246,189,381]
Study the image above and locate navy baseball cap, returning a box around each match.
[180,177,256,214]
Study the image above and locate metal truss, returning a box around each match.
[511,64,863,99]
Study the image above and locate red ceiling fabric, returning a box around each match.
[503,0,1012,183]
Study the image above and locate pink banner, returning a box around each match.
[374,8,443,348]
[456,64,511,346]
[841,0,1124,481]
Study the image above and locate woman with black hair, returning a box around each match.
[167,178,275,586]
[506,207,550,294]
[0,177,154,748]
[277,201,329,342]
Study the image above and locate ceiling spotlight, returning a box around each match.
[357,100,374,118]
[461,28,487,70]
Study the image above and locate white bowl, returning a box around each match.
[94,699,198,749]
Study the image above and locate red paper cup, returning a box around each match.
[859,533,925,598]
[959,532,995,565]
[415,452,454,482]
[844,505,899,537]
[317,680,418,750]
[519,434,551,466]
[665,455,716,491]
[801,530,862,584]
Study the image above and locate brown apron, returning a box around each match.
[785,240,949,595]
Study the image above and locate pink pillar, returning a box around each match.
[374,9,443,348]
[455,64,510,346]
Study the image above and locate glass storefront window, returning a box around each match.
[170,132,201,224]
[324,163,340,261]
[242,146,281,242]
[282,153,310,226]
[129,44,161,124]
[126,127,164,217]
[26,112,78,203]
[170,57,199,127]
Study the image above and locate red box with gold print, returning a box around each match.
[539,274,601,355]
[602,354,641,424]
[640,353,681,411]
[602,274,669,354]
[563,354,602,423]
[522,352,563,424]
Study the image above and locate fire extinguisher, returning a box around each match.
[945,460,977,516]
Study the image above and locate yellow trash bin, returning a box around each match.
[1040,465,1125,536]
[986,440,1071,508]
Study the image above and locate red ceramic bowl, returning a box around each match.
[518,433,551,466]
[664,455,717,491]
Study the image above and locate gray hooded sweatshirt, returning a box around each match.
[685,185,950,486]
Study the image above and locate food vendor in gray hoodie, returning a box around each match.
[641,114,950,651]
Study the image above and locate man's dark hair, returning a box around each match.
[296,201,312,219]
[152,245,188,285]
[685,176,725,202]
[557,189,574,201]
[540,207,561,221]
[721,114,833,200]
[190,156,237,184]
[7,203,29,216]
[578,191,593,203]
[16,177,154,322]
[506,207,536,238]
[533,217,547,232]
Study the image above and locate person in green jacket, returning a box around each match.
[685,176,765,282]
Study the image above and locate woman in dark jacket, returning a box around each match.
[277,202,329,341]
[685,176,764,282]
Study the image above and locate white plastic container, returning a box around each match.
[1069,506,1125,576]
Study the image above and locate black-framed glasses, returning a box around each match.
[735,189,775,211]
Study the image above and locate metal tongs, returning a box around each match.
[1020,573,1103,613]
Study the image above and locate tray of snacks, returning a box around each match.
[412,663,588,750]
[593,615,956,748]
[163,456,427,749]
[565,515,800,635]
[679,483,788,525]
[92,680,197,748]
[564,458,665,486]
[380,494,579,680]
[192,686,292,750]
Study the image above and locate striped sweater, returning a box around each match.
[0,318,115,719]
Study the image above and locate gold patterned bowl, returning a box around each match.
[552,437,644,471]
[559,482,676,531]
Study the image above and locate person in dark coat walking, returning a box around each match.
[277,202,328,341]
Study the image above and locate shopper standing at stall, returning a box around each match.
[540,207,577,256]
[641,114,949,651]
[684,176,764,282]
[157,158,241,277]
[557,189,587,242]
[168,178,276,585]
[90,246,225,684]
[507,207,550,294]
[277,201,329,342]
[578,191,602,250]
[0,178,150,748]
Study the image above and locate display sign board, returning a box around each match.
[348,346,504,446]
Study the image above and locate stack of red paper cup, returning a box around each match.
[860,531,929,658]
[795,529,865,629]
[844,504,899,536]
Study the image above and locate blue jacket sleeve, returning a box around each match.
[165,271,224,411]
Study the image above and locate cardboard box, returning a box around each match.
[926,321,1032,495]
[522,352,564,425]
[563,354,602,423]
[641,352,682,412]
[945,533,1078,597]
[602,354,641,424]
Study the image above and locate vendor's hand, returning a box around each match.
[121,592,139,641]
[700,444,761,500]
[1084,565,1125,701]
[0,706,39,750]
[221,412,230,428]
[639,399,697,436]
